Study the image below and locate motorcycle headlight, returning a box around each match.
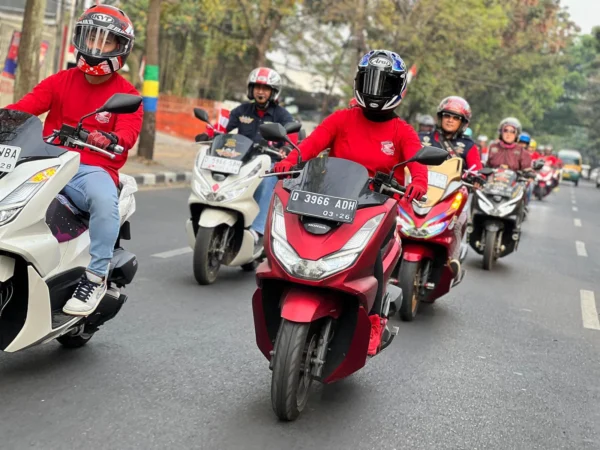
[270,195,384,280]
[397,204,451,239]
[0,166,59,225]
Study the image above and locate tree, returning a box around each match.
[14,0,47,101]
[137,0,161,160]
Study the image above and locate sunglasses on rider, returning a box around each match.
[442,113,462,122]
[502,128,517,134]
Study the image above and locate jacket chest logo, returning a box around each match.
[239,116,254,124]
[421,136,431,144]
[381,141,395,156]
[95,111,112,124]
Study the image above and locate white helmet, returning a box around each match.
[247,67,282,102]
[498,117,522,137]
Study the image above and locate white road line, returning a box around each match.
[581,290,600,330]
[576,241,588,257]
[573,206,578,212]
[152,247,192,259]
[574,218,582,227]
[572,199,576,204]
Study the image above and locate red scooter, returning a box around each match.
[395,158,482,321]
[252,123,448,421]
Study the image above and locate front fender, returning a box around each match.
[198,208,237,228]
[402,242,435,262]
[484,220,502,232]
[281,286,342,323]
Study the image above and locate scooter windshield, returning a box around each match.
[295,157,370,199]
[209,134,254,161]
[0,109,66,165]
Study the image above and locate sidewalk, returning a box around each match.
[122,132,197,185]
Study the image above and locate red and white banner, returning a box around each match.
[215,108,230,133]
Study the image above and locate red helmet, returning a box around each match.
[247,67,282,102]
[436,96,472,133]
[73,5,135,76]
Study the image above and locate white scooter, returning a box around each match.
[186,108,301,284]
[0,93,141,352]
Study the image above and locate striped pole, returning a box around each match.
[142,65,159,113]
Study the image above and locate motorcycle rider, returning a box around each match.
[417,114,435,133]
[199,68,294,251]
[518,132,531,151]
[274,49,428,356]
[477,135,489,164]
[486,118,532,171]
[6,5,141,316]
[486,118,531,232]
[529,139,541,160]
[418,96,483,171]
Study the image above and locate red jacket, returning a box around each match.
[286,108,428,191]
[530,151,542,160]
[6,68,143,185]
[544,155,560,168]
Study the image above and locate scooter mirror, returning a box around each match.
[410,146,449,166]
[284,121,302,134]
[194,108,210,123]
[259,123,288,142]
[98,94,142,114]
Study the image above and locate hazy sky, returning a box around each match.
[562,0,600,34]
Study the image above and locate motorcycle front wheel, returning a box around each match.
[57,331,95,348]
[193,226,224,285]
[271,319,318,421]
[398,260,422,322]
[483,230,497,271]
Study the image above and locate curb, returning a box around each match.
[128,171,193,186]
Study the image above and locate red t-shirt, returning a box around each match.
[5,68,143,185]
[287,108,428,189]
[530,151,542,160]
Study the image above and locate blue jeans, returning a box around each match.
[251,168,278,235]
[62,164,120,278]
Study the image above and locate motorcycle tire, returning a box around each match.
[483,230,496,271]
[398,260,421,322]
[241,260,260,272]
[271,320,315,421]
[535,190,543,201]
[193,226,222,285]
[57,331,94,349]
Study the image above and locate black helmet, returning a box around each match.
[354,50,408,112]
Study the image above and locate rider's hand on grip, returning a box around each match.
[273,160,294,173]
[404,182,427,203]
[87,130,117,150]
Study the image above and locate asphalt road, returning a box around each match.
[1,181,599,450]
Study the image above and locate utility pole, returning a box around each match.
[137,0,161,160]
[14,0,48,101]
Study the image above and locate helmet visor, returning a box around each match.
[357,70,402,98]
[74,25,131,57]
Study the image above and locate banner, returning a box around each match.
[215,108,230,133]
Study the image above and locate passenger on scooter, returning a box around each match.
[6,5,141,316]
[417,114,435,133]
[486,117,532,171]
[518,132,531,151]
[274,49,428,356]
[418,96,483,171]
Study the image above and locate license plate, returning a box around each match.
[428,171,448,189]
[287,190,358,224]
[201,155,242,175]
[0,145,21,173]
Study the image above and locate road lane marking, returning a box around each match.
[572,199,576,204]
[581,290,600,330]
[573,206,578,212]
[576,241,588,257]
[574,218,582,227]
[152,247,192,258]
